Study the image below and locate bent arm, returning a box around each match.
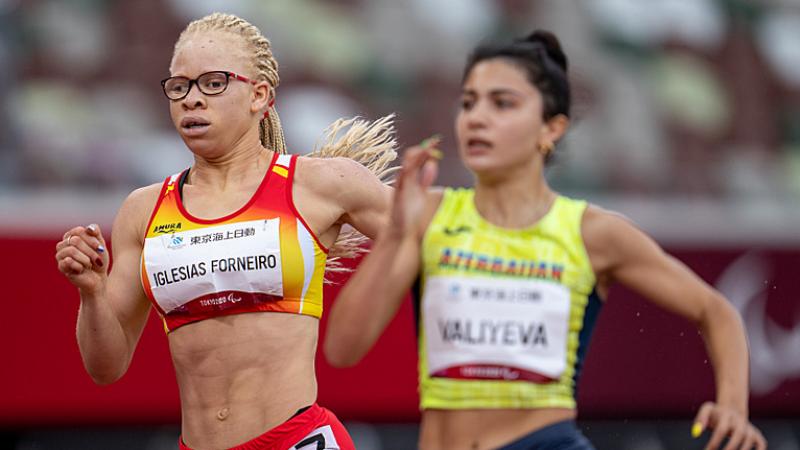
[332,157,393,240]
[584,208,749,413]
[325,146,442,367]
[324,233,421,367]
[76,189,154,384]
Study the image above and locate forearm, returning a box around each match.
[698,295,750,415]
[76,287,135,385]
[325,233,419,366]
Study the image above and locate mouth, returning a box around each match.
[466,137,493,152]
[180,116,211,133]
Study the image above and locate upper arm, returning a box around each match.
[324,188,443,366]
[337,158,393,239]
[105,186,158,342]
[316,157,394,240]
[582,206,722,323]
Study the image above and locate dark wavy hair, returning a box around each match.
[463,30,570,120]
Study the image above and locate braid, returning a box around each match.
[177,12,287,153]
[308,114,398,279]
[175,13,399,278]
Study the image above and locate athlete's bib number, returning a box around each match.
[144,218,284,313]
[423,275,571,382]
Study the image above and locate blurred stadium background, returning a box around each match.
[1,0,799,449]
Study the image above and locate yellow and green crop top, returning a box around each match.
[417,188,601,410]
[140,153,328,333]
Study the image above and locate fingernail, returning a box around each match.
[87,224,96,232]
[691,422,703,438]
[420,134,441,148]
[97,245,106,253]
[428,148,443,160]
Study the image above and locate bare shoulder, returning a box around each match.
[581,204,643,272]
[295,155,380,191]
[581,204,637,245]
[294,155,391,214]
[581,203,663,276]
[121,183,162,216]
[114,182,163,242]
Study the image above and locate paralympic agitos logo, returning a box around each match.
[716,252,800,395]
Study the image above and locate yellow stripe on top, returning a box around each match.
[140,153,329,332]
[279,214,305,311]
[418,188,597,410]
[270,155,302,312]
[272,165,289,178]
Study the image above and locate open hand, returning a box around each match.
[692,401,767,450]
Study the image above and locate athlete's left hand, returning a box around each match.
[692,401,767,450]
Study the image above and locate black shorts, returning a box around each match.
[498,420,594,450]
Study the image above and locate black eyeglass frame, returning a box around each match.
[160,71,256,100]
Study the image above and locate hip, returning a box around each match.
[419,407,577,450]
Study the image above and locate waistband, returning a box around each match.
[498,419,595,450]
[180,403,327,450]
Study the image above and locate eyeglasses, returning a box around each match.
[160,71,256,100]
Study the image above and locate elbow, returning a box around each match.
[326,352,358,369]
[323,337,363,368]
[698,291,742,331]
[88,370,123,386]
[83,361,128,386]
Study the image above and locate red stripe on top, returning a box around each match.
[141,179,173,317]
[164,290,288,331]
[173,151,279,225]
[431,365,557,384]
[142,175,175,242]
[143,151,330,332]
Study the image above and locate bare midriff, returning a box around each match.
[169,312,318,449]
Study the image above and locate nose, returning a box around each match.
[465,103,488,130]
[181,81,206,110]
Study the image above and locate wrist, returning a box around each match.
[378,226,414,246]
[78,281,107,302]
[716,394,748,416]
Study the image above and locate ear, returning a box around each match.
[540,114,570,144]
[251,80,273,115]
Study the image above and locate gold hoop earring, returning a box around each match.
[538,142,554,157]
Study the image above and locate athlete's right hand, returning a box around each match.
[55,224,109,293]
[389,137,441,239]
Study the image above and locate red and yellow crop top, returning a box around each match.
[140,153,328,332]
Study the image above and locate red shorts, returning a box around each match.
[179,403,355,450]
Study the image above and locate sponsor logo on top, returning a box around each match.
[153,222,182,234]
[167,235,185,250]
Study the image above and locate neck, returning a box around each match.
[473,164,555,229]
[189,140,273,192]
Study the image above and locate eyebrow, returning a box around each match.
[462,88,522,97]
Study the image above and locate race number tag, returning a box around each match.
[143,218,284,313]
[423,275,570,382]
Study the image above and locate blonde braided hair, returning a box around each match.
[308,114,399,276]
[174,13,398,277]
[176,12,286,153]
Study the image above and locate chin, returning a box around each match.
[462,154,500,173]
[181,138,218,158]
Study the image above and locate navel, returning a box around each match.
[216,407,230,421]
